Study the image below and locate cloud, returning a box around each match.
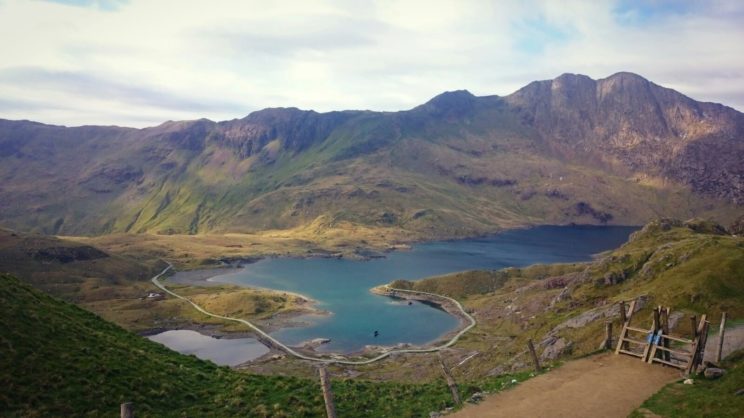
[0,0,742,127]
[38,0,128,11]
[0,67,245,113]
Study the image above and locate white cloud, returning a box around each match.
[0,0,742,127]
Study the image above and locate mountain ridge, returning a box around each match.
[1,72,741,236]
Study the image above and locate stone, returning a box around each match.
[487,365,507,377]
[467,392,484,404]
[683,379,694,385]
[703,368,726,379]
[540,337,573,361]
[734,388,744,396]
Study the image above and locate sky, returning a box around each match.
[0,0,743,127]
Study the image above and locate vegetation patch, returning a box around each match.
[631,350,744,418]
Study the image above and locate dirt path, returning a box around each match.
[452,353,680,418]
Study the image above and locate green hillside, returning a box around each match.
[632,349,744,418]
[1,73,742,239]
[0,273,460,417]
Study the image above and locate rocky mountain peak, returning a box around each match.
[417,89,476,117]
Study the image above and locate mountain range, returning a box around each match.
[1,72,742,237]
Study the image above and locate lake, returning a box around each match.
[148,330,269,366]
[210,225,638,353]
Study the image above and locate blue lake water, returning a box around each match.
[211,225,638,353]
[148,330,269,366]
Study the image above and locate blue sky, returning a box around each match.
[0,0,742,126]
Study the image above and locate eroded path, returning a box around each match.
[453,353,679,418]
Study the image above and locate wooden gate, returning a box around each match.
[615,301,710,375]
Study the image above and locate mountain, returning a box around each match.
[0,72,741,237]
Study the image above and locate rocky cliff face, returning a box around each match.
[505,72,744,202]
[209,108,360,158]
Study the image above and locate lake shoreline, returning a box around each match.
[369,286,473,343]
[163,265,469,356]
[155,225,637,356]
[172,223,634,273]
[164,267,329,335]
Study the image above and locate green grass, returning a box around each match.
[630,350,744,418]
[0,272,549,417]
[391,263,586,299]
[4,273,539,417]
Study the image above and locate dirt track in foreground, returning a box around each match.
[452,353,679,418]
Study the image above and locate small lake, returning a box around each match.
[148,330,269,366]
[211,225,637,353]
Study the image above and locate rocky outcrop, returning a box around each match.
[539,336,573,361]
[213,108,358,158]
[730,215,744,235]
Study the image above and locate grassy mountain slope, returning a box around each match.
[0,273,464,417]
[632,349,744,418]
[1,73,742,238]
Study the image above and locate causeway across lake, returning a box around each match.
[211,225,638,353]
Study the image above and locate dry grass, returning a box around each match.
[69,219,415,269]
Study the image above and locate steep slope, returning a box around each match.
[1,73,741,236]
[506,72,744,202]
[0,273,461,417]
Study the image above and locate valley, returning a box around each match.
[2,72,743,417]
[4,1,744,415]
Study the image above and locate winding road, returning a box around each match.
[151,263,476,365]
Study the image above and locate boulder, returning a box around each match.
[540,337,573,361]
[703,367,726,379]
[729,215,744,235]
[467,392,484,404]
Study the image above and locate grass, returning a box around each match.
[0,273,546,417]
[0,228,314,334]
[83,282,312,333]
[630,350,744,418]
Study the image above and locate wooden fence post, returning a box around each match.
[437,353,461,405]
[318,366,337,418]
[604,321,613,350]
[653,307,661,333]
[661,307,671,361]
[690,316,709,374]
[527,339,542,372]
[716,312,727,363]
[120,402,133,418]
[690,315,698,339]
[619,301,627,324]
